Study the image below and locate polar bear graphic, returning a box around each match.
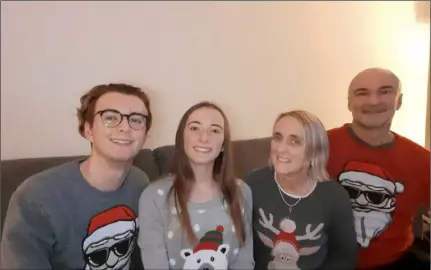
[180,225,230,270]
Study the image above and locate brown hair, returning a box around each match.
[77,83,152,136]
[272,110,330,182]
[166,101,245,246]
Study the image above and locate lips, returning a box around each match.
[193,146,212,153]
[276,156,290,163]
[111,139,132,145]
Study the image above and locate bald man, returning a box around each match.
[327,68,430,270]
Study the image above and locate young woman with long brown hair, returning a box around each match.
[138,101,254,270]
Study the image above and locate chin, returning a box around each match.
[188,153,218,166]
[273,164,296,175]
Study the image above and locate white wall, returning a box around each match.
[1,1,429,160]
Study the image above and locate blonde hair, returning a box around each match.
[272,110,330,182]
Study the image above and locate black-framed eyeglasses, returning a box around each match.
[343,185,392,205]
[84,237,133,267]
[95,109,148,130]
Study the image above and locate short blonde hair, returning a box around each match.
[272,110,330,182]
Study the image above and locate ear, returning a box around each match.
[217,244,230,255]
[396,93,403,110]
[84,122,94,143]
[347,96,353,112]
[180,248,193,260]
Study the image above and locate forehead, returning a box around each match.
[187,107,224,126]
[349,70,398,93]
[95,92,148,114]
[274,116,304,136]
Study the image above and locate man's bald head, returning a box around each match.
[347,67,403,130]
[348,68,401,97]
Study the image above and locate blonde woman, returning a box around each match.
[246,110,358,270]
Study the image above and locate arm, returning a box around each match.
[419,152,430,208]
[320,182,358,270]
[0,190,55,269]
[230,182,255,270]
[138,187,170,269]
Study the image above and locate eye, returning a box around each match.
[272,134,282,141]
[189,126,199,131]
[212,128,221,134]
[210,256,214,261]
[197,259,201,263]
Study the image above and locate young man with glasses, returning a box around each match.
[327,68,430,270]
[1,83,152,269]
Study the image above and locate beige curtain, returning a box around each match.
[426,58,430,150]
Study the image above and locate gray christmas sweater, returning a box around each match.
[138,176,254,270]
[246,167,358,270]
[0,159,149,270]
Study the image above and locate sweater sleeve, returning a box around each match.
[320,182,358,270]
[138,186,170,269]
[0,189,55,269]
[230,181,255,270]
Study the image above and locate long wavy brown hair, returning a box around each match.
[166,101,245,246]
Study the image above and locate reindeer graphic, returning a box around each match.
[257,208,324,270]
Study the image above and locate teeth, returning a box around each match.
[277,157,289,163]
[193,146,212,153]
[111,139,132,145]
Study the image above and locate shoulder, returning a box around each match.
[316,180,350,203]
[244,166,273,189]
[395,134,430,162]
[139,175,174,204]
[236,179,252,202]
[327,124,348,139]
[10,160,80,206]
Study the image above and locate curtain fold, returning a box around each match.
[425,57,430,150]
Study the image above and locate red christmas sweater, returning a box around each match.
[327,124,430,269]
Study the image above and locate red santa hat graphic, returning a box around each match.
[193,225,225,253]
[83,205,137,251]
[339,161,404,194]
[273,219,300,252]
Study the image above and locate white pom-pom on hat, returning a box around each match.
[279,219,296,233]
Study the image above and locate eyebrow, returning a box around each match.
[187,121,223,129]
[354,85,395,93]
[273,132,302,139]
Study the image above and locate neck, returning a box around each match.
[351,122,394,146]
[191,163,215,188]
[80,153,131,192]
[276,169,310,195]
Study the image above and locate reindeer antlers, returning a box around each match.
[296,223,324,241]
[258,208,280,235]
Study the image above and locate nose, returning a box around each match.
[118,116,131,132]
[367,93,380,105]
[356,194,368,206]
[106,250,119,267]
[199,263,214,270]
[199,130,210,143]
[274,141,289,154]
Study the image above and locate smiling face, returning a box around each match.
[270,115,308,176]
[84,92,149,163]
[183,107,225,168]
[348,68,402,129]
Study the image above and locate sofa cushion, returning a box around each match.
[232,137,271,179]
[132,149,160,181]
[153,145,175,179]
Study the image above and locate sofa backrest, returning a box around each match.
[0,137,271,231]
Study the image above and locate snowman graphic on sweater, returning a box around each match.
[180,225,230,270]
[82,205,138,270]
